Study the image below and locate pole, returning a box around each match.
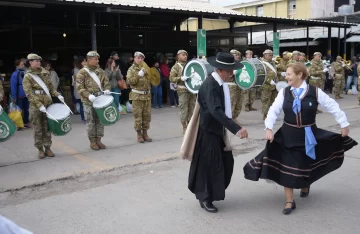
[337,27,341,56]
[198,15,203,30]
[343,15,347,60]
[118,14,121,47]
[306,26,309,58]
[327,26,332,58]
[250,26,252,45]
[91,12,97,51]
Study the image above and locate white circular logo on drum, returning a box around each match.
[61,117,71,133]
[104,106,117,122]
[0,121,10,139]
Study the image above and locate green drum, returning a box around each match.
[182,59,212,94]
[0,108,17,142]
[93,95,119,126]
[46,103,72,136]
[234,58,267,90]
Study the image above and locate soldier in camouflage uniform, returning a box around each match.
[127,51,153,143]
[243,50,257,112]
[170,50,196,133]
[288,51,300,65]
[298,52,306,64]
[76,51,111,150]
[308,52,327,113]
[22,54,64,159]
[261,49,278,120]
[226,49,244,122]
[277,51,290,81]
[331,56,348,99]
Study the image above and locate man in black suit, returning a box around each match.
[188,52,248,213]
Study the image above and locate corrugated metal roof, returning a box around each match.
[347,35,360,42]
[62,0,355,26]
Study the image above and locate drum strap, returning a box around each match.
[177,63,183,70]
[262,61,277,74]
[28,73,51,98]
[84,68,102,91]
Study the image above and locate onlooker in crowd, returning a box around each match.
[152,61,162,108]
[160,57,170,105]
[346,56,358,93]
[105,58,123,110]
[73,56,86,124]
[43,61,60,103]
[10,59,31,128]
[120,56,133,105]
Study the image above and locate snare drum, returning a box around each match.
[276,81,289,92]
[234,58,266,90]
[0,108,16,142]
[93,95,120,126]
[182,59,212,94]
[47,103,72,136]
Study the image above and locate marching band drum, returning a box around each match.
[92,95,120,126]
[234,58,267,90]
[0,108,17,142]
[181,59,212,94]
[46,103,72,136]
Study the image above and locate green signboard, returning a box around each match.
[197,29,206,58]
[273,32,280,57]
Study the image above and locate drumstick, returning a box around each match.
[102,90,122,95]
[60,100,74,114]
[45,111,59,123]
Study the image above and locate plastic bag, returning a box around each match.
[119,104,127,115]
[8,103,24,128]
[351,85,358,95]
[126,101,132,113]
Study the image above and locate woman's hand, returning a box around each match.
[341,127,349,137]
[265,129,274,142]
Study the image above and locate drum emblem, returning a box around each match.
[61,117,71,133]
[183,61,207,93]
[235,61,256,90]
[0,121,10,139]
[104,106,117,122]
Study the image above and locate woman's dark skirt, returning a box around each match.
[244,124,357,189]
[188,128,234,202]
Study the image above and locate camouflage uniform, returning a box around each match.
[169,62,196,130]
[76,64,111,147]
[308,59,325,89]
[127,60,152,143]
[261,59,277,119]
[0,79,3,101]
[331,61,346,98]
[227,75,244,118]
[277,58,289,82]
[22,67,60,151]
[243,88,256,112]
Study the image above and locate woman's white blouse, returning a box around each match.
[264,81,350,130]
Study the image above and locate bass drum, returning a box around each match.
[234,58,267,90]
[182,59,213,94]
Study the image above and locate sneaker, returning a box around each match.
[82,120,86,125]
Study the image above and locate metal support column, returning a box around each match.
[343,15,347,60]
[265,31,267,45]
[337,27,341,56]
[250,26,252,45]
[306,26,309,58]
[176,21,181,32]
[91,12,97,51]
[118,14,121,47]
[327,26,332,58]
[228,20,234,48]
[198,15,203,29]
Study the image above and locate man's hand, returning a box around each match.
[0,105,2,112]
[103,90,111,95]
[323,68,329,73]
[281,72,286,77]
[88,95,96,102]
[138,70,145,77]
[57,95,65,102]
[181,76,188,82]
[237,128,248,139]
[341,127,349,137]
[265,128,274,142]
[270,80,276,86]
[39,106,46,113]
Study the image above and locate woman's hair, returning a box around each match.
[106,58,114,69]
[42,61,52,70]
[14,59,23,67]
[74,56,85,69]
[287,63,308,80]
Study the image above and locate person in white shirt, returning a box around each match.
[243,62,357,215]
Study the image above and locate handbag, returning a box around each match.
[118,79,128,90]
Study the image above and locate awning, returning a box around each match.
[267,41,320,47]
[346,35,360,42]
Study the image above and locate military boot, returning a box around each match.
[142,130,152,142]
[182,122,187,134]
[38,148,45,159]
[245,105,250,112]
[90,138,100,150]
[45,147,55,157]
[249,105,257,111]
[137,131,145,143]
[96,138,106,149]
[335,96,341,99]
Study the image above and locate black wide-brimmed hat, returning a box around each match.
[207,52,244,70]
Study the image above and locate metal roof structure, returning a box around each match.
[15,0,356,27]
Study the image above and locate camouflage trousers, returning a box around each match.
[229,85,243,119]
[358,78,360,102]
[333,78,345,97]
[29,106,51,149]
[261,88,277,117]
[132,100,151,131]
[84,104,104,139]
[309,78,322,89]
[178,92,196,125]
[243,88,256,106]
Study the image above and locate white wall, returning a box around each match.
[310,0,336,18]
